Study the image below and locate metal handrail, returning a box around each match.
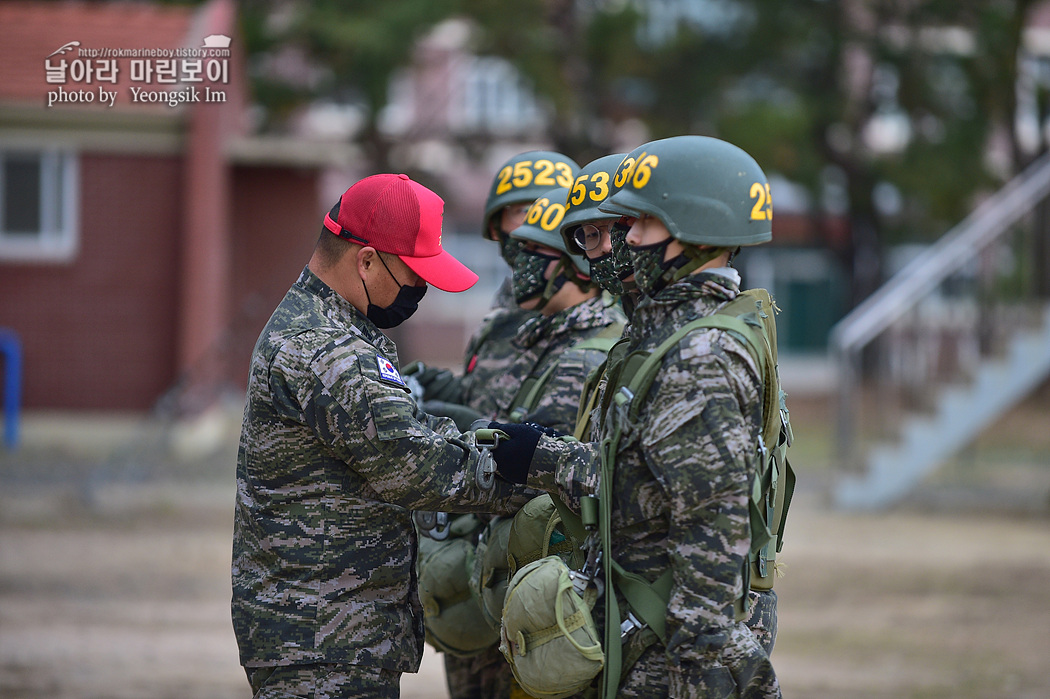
[831,150,1050,466]
[830,149,1050,355]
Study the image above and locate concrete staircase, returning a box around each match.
[831,150,1050,510]
[835,304,1050,509]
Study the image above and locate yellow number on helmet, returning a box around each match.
[526,197,549,225]
[570,175,589,207]
[541,202,566,231]
[632,154,659,189]
[554,162,575,187]
[749,182,770,221]
[589,171,610,202]
[534,160,557,186]
[613,157,637,188]
[495,166,513,195]
[513,161,534,188]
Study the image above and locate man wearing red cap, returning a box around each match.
[231,174,529,698]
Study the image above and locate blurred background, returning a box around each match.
[1,0,1048,697]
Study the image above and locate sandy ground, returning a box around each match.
[2,400,1049,698]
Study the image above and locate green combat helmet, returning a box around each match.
[599,135,772,247]
[599,136,772,296]
[560,153,630,295]
[483,151,580,262]
[509,186,591,310]
[559,153,626,254]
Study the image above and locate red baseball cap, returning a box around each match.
[323,173,479,292]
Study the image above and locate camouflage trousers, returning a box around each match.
[608,590,779,699]
[246,663,400,699]
[746,589,778,656]
[443,645,530,699]
[616,623,780,699]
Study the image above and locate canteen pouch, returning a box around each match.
[499,555,604,698]
[418,517,498,655]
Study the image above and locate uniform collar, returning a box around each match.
[295,266,397,354]
[632,271,741,336]
[515,295,610,349]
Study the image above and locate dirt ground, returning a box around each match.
[2,399,1049,699]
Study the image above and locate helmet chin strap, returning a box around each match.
[533,257,572,311]
[666,245,728,285]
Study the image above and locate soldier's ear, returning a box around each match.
[356,246,376,278]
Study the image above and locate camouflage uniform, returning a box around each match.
[529,272,780,698]
[442,294,624,699]
[489,295,625,432]
[458,279,539,418]
[232,267,529,691]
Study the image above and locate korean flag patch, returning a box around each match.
[376,356,407,387]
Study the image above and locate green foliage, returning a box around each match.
[238,0,458,131]
[237,0,1041,278]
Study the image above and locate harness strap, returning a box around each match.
[509,325,624,422]
[611,563,673,645]
[575,335,632,440]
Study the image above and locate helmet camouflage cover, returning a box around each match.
[599,135,773,247]
[483,151,580,239]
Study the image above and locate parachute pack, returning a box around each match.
[416,514,498,656]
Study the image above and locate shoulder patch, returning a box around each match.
[376,356,406,387]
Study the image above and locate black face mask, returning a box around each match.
[363,254,427,329]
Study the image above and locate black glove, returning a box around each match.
[486,421,543,485]
[422,400,484,432]
[522,422,565,439]
[406,363,460,403]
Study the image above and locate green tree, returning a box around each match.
[238,0,1043,305]
[239,0,459,169]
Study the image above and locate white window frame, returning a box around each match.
[0,146,79,263]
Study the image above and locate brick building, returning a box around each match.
[0,0,345,413]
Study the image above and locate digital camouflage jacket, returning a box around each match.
[528,272,780,698]
[485,295,626,432]
[457,278,538,418]
[231,267,527,672]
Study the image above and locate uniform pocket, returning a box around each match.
[368,391,427,442]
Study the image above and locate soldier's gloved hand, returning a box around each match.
[422,400,484,432]
[522,422,565,439]
[405,362,459,402]
[486,421,543,485]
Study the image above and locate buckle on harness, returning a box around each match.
[472,428,505,490]
[570,545,604,598]
[613,386,635,413]
[620,611,645,640]
[413,511,451,541]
